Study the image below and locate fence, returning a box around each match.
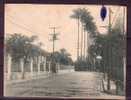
[4,54,74,80]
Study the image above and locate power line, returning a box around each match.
[111,7,121,27]
[6,15,42,35]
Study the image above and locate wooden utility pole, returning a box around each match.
[49,27,59,53]
[49,26,59,73]
[107,7,113,91]
[123,7,126,94]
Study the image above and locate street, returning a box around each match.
[5,71,109,97]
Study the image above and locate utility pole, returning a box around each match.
[123,7,126,94]
[107,7,112,91]
[49,27,59,53]
[49,26,59,73]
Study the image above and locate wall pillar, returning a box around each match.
[7,54,12,80]
[48,62,51,73]
[37,56,41,74]
[43,57,46,72]
[56,63,60,72]
[30,58,33,76]
[20,58,24,79]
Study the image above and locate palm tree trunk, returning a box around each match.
[86,31,89,59]
[77,17,80,61]
[83,26,86,59]
[21,58,25,79]
[80,23,83,60]
[107,40,111,91]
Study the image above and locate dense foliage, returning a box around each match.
[70,8,97,38]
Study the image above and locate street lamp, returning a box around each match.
[96,55,102,72]
[96,55,105,92]
[96,55,102,60]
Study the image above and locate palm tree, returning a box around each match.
[70,8,81,60]
[70,8,97,62]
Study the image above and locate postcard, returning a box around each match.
[4,4,126,99]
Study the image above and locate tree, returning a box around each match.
[71,8,97,65]
[70,8,97,38]
[88,26,126,94]
[5,33,44,79]
[53,48,73,66]
[70,8,81,60]
[109,28,125,94]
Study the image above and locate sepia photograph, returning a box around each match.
[4,4,126,99]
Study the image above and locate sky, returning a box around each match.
[5,4,126,61]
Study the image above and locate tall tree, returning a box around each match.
[70,8,97,61]
[88,26,126,94]
[5,33,43,78]
[53,48,73,65]
[70,8,81,60]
